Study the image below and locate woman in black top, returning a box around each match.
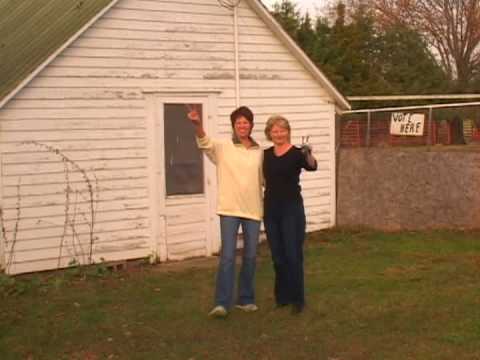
[263,115,317,314]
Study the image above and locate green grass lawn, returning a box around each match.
[1,229,480,360]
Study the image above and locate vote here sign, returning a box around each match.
[390,113,425,136]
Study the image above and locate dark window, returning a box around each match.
[164,103,204,195]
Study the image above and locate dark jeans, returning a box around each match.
[264,199,306,307]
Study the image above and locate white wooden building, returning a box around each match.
[0,0,350,275]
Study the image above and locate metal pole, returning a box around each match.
[366,111,371,147]
[428,107,433,147]
[233,6,240,108]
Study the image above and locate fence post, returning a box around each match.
[427,107,433,147]
[366,111,371,147]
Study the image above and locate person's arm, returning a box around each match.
[187,106,218,163]
[301,144,317,171]
[260,150,265,187]
[187,107,206,138]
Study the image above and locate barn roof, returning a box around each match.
[0,0,350,110]
[0,0,116,106]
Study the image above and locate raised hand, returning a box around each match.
[301,136,312,154]
[301,143,312,155]
[300,135,316,169]
[186,104,201,126]
[185,104,205,138]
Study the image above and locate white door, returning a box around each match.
[149,95,219,261]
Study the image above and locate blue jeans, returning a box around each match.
[264,199,306,307]
[215,216,260,309]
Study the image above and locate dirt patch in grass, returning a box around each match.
[151,255,219,273]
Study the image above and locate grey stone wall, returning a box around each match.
[337,148,480,230]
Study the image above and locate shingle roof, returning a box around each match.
[0,0,349,110]
[0,0,113,101]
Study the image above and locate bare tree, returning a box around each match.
[375,0,480,87]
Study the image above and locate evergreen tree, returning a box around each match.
[322,1,382,94]
[269,0,451,95]
[378,25,449,94]
[271,0,301,40]
[297,13,316,58]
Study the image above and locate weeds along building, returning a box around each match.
[0,0,349,274]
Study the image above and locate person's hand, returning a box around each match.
[301,143,312,155]
[186,104,201,126]
[301,136,312,154]
[185,104,206,138]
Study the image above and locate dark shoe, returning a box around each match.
[291,304,304,315]
[275,302,289,308]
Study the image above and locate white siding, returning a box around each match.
[165,198,208,260]
[0,0,336,274]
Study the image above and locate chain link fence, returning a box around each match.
[338,103,480,148]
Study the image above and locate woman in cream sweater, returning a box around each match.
[188,106,263,318]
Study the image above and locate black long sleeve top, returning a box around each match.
[263,146,317,207]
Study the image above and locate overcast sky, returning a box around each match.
[260,0,327,15]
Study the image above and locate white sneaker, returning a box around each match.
[235,304,258,312]
[208,305,228,317]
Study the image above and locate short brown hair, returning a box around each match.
[264,115,291,141]
[230,106,254,127]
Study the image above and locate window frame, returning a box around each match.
[163,102,205,197]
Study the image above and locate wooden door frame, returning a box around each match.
[145,91,220,261]
[0,151,5,271]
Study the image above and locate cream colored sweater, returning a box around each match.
[196,135,263,221]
